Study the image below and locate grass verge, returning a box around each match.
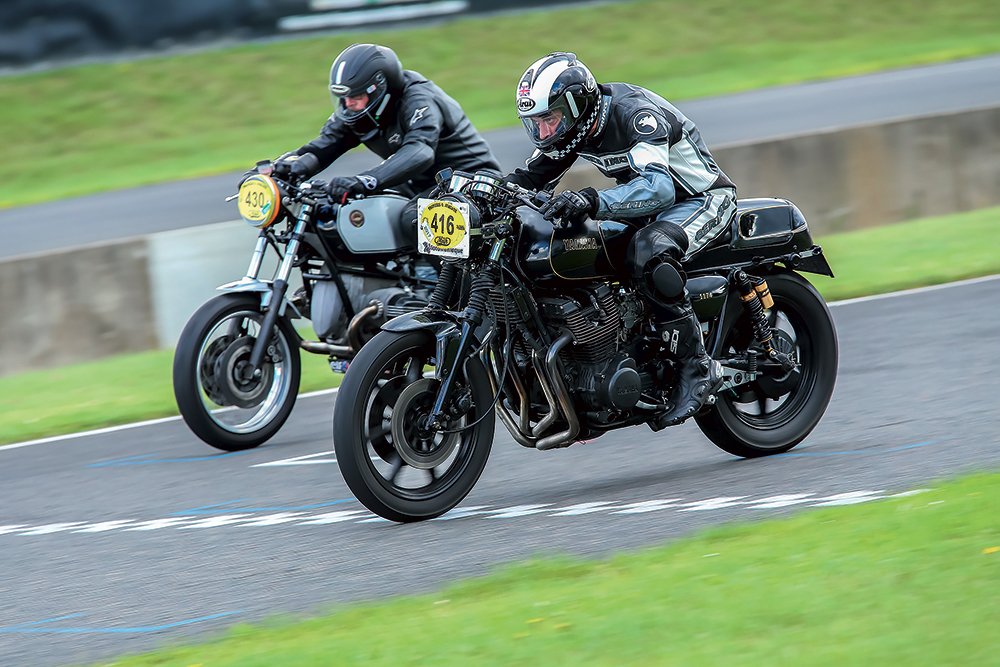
[86,471,1000,666]
[2,204,999,447]
[3,0,1000,208]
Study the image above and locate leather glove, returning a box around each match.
[237,166,258,189]
[327,175,378,203]
[270,152,299,178]
[538,188,599,227]
[273,153,321,181]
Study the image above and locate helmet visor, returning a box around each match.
[330,71,390,129]
[520,94,581,150]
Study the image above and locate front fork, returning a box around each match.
[424,238,506,431]
[247,203,311,376]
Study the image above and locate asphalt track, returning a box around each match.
[3,54,1000,259]
[2,275,999,666]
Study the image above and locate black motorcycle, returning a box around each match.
[333,169,838,522]
[173,155,434,451]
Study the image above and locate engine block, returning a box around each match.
[536,285,622,365]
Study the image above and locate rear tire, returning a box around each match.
[695,272,837,457]
[333,329,494,522]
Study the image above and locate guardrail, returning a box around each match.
[2,104,998,377]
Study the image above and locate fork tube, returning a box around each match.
[425,238,505,428]
[248,208,310,375]
[244,233,268,279]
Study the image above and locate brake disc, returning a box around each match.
[390,378,461,469]
[199,336,233,406]
[213,336,274,409]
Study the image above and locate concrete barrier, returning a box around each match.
[3,105,999,376]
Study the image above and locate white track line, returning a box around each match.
[0,388,339,452]
[4,273,998,452]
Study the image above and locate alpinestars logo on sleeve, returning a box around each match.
[410,106,429,125]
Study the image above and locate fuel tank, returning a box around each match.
[515,206,635,286]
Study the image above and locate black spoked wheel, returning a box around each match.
[333,329,495,522]
[173,293,301,451]
[696,272,838,457]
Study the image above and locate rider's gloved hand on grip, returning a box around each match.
[270,151,298,178]
[237,167,258,189]
[538,188,599,227]
[326,175,378,203]
[273,152,322,181]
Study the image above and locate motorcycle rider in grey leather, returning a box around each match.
[270,43,500,234]
[504,52,736,429]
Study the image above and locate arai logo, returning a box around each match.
[518,97,536,112]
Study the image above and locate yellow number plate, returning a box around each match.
[237,174,280,228]
[417,199,470,258]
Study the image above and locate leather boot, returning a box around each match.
[650,300,723,430]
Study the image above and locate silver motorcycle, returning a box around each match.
[172,155,434,451]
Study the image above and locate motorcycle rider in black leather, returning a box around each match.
[504,52,737,429]
[259,43,501,234]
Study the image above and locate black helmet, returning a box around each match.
[329,43,404,141]
[516,52,600,158]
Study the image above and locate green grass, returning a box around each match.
[3,204,999,447]
[3,0,1000,208]
[86,471,1000,666]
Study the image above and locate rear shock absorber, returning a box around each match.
[733,270,794,372]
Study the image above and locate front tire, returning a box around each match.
[696,272,838,457]
[173,293,301,451]
[333,329,495,522]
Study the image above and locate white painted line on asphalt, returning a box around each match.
[679,496,748,511]
[610,499,683,514]
[123,517,193,531]
[0,387,340,453]
[73,520,137,533]
[549,501,619,516]
[0,489,932,537]
[179,514,253,529]
[295,510,365,525]
[487,504,552,518]
[745,494,815,509]
[826,273,1000,307]
[252,451,337,467]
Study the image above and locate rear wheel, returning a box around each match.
[173,293,301,451]
[696,272,837,457]
[333,329,495,522]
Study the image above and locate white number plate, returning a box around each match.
[417,198,470,258]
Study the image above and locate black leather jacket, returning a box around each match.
[506,83,735,220]
[295,70,500,192]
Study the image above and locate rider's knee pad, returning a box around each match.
[650,260,686,300]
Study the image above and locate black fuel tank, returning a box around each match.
[515,206,635,286]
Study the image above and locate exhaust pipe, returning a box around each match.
[299,302,382,358]
[536,332,580,451]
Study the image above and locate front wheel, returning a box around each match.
[333,329,495,522]
[173,293,301,451]
[696,272,838,457]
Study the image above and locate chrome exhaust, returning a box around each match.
[299,301,382,358]
[536,332,580,451]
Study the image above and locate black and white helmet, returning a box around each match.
[516,52,599,157]
[329,43,404,141]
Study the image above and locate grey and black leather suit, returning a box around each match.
[295,70,500,197]
[505,82,736,292]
